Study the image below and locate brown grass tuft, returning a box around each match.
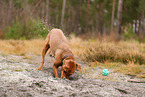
[115,62,145,78]
[0,39,44,55]
[69,37,145,65]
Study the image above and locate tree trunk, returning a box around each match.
[61,0,66,29]
[139,0,145,41]
[86,0,90,32]
[32,0,43,14]
[98,2,104,35]
[117,0,123,35]
[8,0,13,26]
[46,0,49,25]
[111,0,116,32]
[74,0,81,34]
[41,1,45,22]
[143,0,145,37]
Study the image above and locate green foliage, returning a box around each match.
[123,25,136,40]
[13,0,23,8]
[5,20,23,39]
[4,18,53,39]
[34,20,53,38]
[122,0,141,25]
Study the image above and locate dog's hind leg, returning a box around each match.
[37,34,50,70]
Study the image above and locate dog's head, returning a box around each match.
[61,59,82,79]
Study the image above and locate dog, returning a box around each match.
[37,28,82,79]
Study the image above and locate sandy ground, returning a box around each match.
[0,54,145,97]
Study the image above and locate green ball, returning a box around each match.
[102,69,109,76]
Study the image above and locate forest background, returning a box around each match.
[0,0,145,41]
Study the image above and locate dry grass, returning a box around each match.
[86,61,145,78]
[0,36,145,78]
[69,36,145,65]
[115,62,145,78]
[69,36,145,78]
[0,39,44,55]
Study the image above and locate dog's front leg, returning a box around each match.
[60,71,64,79]
[61,71,69,79]
[53,65,59,78]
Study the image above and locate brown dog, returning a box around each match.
[37,28,82,79]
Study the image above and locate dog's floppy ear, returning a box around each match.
[76,63,82,72]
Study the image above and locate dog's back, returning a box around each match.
[49,29,70,55]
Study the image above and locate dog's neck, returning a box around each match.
[61,54,74,66]
[62,54,73,61]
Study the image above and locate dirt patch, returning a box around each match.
[0,54,145,97]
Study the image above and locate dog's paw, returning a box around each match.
[36,68,42,70]
[54,78,61,80]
